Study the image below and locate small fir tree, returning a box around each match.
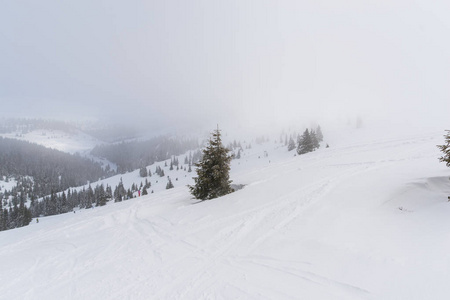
[189,126,233,200]
[310,130,320,150]
[437,130,450,167]
[287,136,296,151]
[316,125,323,142]
[166,178,174,189]
[139,167,148,177]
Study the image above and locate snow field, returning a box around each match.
[0,126,449,299]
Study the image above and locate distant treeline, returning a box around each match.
[0,118,77,134]
[91,136,199,173]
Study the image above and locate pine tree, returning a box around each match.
[139,167,148,177]
[287,136,296,151]
[61,191,68,213]
[437,130,450,167]
[297,129,314,155]
[310,130,320,150]
[106,185,112,201]
[47,190,57,216]
[86,185,94,208]
[316,125,323,142]
[96,185,107,206]
[166,178,174,189]
[189,126,233,200]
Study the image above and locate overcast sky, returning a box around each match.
[1,0,449,131]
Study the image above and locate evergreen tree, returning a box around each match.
[310,130,320,150]
[287,136,296,151]
[1,208,8,231]
[189,127,233,200]
[61,191,68,213]
[297,129,314,155]
[47,190,57,216]
[316,125,323,142]
[139,167,148,177]
[86,185,94,208]
[106,185,112,201]
[437,130,450,167]
[96,184,107,206]
[166,178,174,189]
[114,180,125,202]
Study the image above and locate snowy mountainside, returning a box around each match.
[0,126,449,299]
[0,128,102,155]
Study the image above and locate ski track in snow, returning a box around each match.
[1,128,449,299]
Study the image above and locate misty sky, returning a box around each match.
[1,1,449,130]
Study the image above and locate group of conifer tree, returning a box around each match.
[188,125,325,201]
[0,196,32,231]
[287,125,324,155]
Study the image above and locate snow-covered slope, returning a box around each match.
[0,126,449,299]
[0,129,102,154]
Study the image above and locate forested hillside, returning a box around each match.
[91,136,199,173]
[0,137,113,200]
